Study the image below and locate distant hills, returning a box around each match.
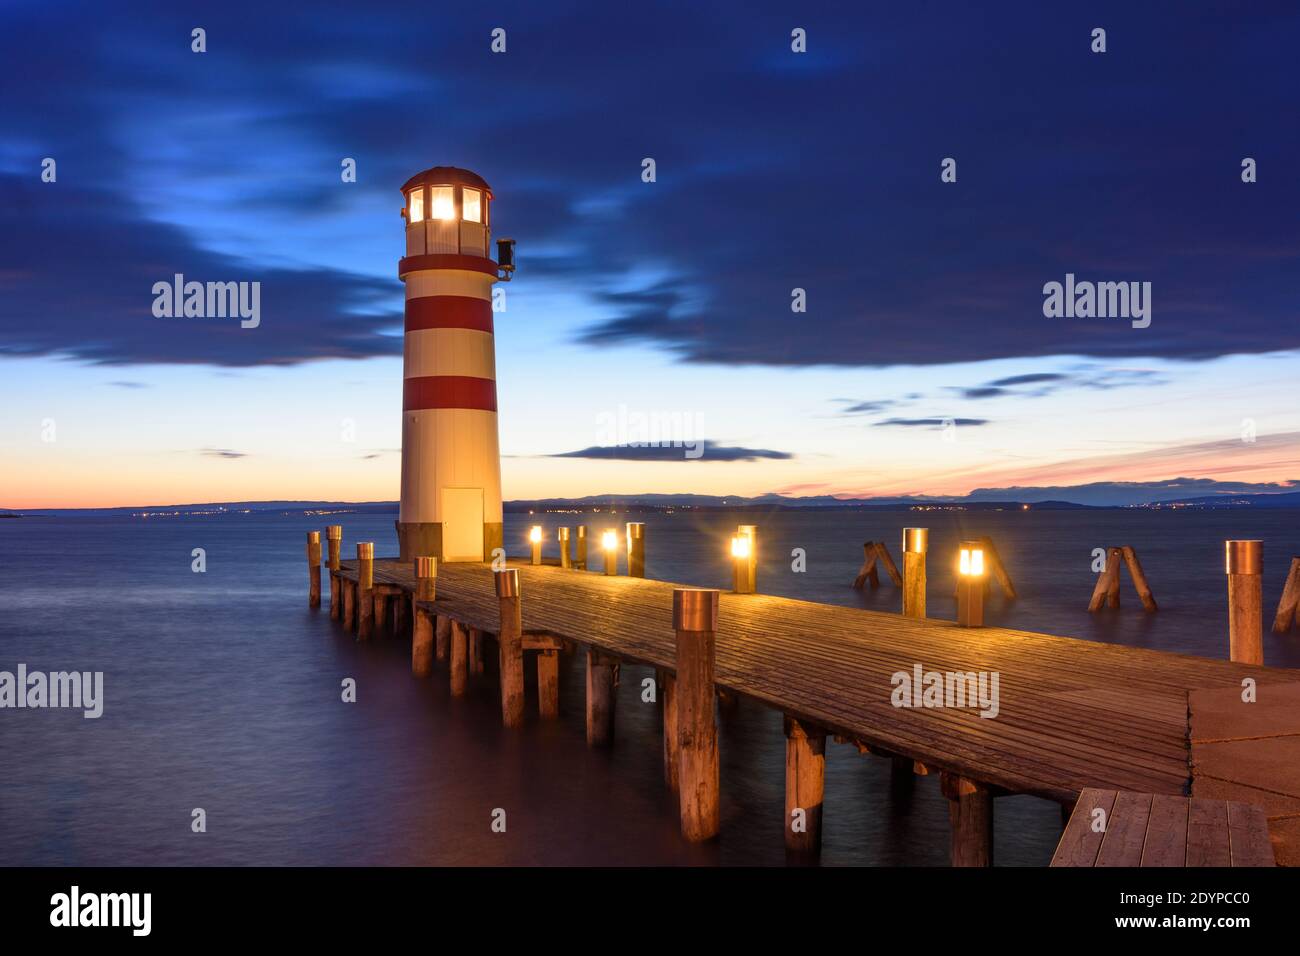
[5,486,1299,517]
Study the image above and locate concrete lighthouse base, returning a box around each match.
[397,521,502,563]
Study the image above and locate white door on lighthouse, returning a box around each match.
[442,487,484,562]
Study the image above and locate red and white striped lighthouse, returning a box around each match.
[396,166,513,562]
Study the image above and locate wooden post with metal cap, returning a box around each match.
[306,530,322,608]
[326,525,342,619]
[626,522,645,577]
[495,568,525,727]
[674,587,721,841]
[411,556,437,677]
[1226,540,1263,664]
[356,542,375,640]
[902,527,928,619]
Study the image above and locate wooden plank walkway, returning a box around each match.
[1051,787,1275,866]
[335,558,1294,807]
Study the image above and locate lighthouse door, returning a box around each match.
[442,487,484,562]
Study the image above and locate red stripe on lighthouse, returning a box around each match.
[404,295,494,334]
[403,375,498,412]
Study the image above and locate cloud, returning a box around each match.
[873,418,988,428]
[107,381,149,389]
[547,442,792,462]
[200,448,247,459]
[0,177,402,367]
[3,3,1299,374]
[838,399,898,415]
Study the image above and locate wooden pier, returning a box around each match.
[324,554,1295,865]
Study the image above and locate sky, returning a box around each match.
[1,1,1298,509]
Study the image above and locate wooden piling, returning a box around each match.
[306,531,322,607]
[1226,540,1263,665]
[1120,546,1158,612]
[495,569,525,728]
[784,716,826,853]
[626,522,645,577]
[978,536,1017,600]
[558,527,572,570]
[674,587,720,842]
[373,591,388,633]
[1272,556,1300,634]
[326,525,342,617]
[941,772,993,867]
[902,527,928,619]
[585,649,618,746]
[662,672,679,793]
[1088,547,1123,612]
[356,542,374,640]
[450,619,468,696]
[411,557,437,678]
[537,650,559,719]
[575,525,587,570]
[469,628,485,675]
[435,615,451,662]
[342,578,356,632]
[851,541,880,590]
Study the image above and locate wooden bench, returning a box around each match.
[1051,787,1274,866]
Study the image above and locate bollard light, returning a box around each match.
[602,529,618,575]
[558,527,572,569]
[529,525,543,565]
[732,525,757,594]
[956,540,985,627]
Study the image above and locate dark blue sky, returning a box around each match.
[2,1,1298,506]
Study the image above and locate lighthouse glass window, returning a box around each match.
[430,186,455,221]
[408,188,424,222]
[462,187,482,224]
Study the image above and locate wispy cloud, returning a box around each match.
[200,448,248,459]
[547,442,791,462]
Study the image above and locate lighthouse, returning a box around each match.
[397,166,514,562]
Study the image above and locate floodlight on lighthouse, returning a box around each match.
[497,238,516,279]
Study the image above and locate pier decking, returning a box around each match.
[330,557,1294,863]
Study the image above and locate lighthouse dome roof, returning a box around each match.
[401,166,492,195]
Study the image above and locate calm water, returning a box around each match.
[1,508,1298,866]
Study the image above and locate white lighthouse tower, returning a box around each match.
[397,166,513,562]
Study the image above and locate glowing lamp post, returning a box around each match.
[732,524,757,594]
[956,541,986,627]
[602,529,619,576]
[529,525,543,565]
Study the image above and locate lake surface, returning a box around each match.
[1,508,1297,865]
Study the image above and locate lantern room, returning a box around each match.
[400,166,492,259]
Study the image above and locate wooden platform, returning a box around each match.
[336,559,1295,806]
[1051,787,1275,866]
